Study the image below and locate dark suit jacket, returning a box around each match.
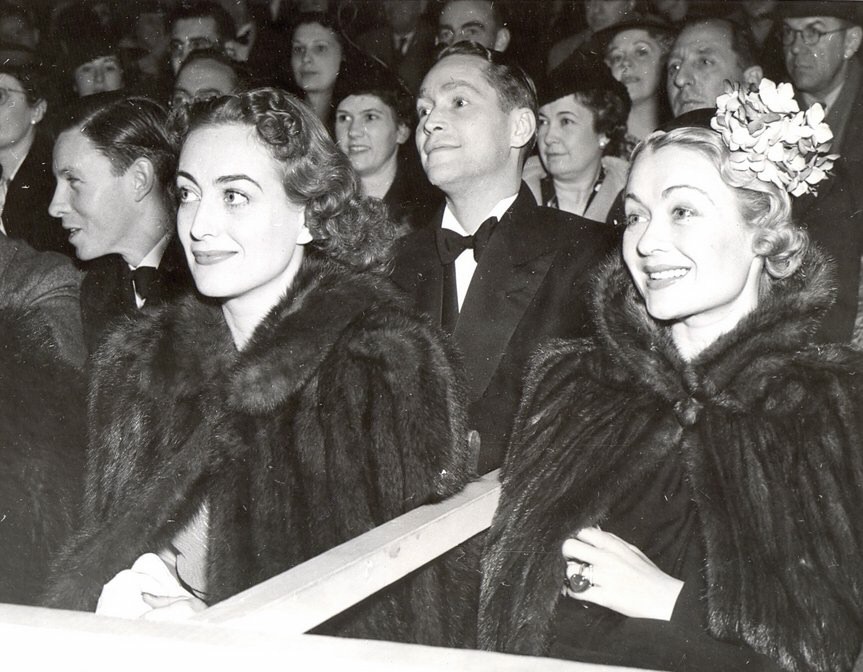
[80,236,193,353]
[355,22,436,93]
[4,130,75,259]
[390,185,617,473]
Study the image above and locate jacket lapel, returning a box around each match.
[454,187,559,400]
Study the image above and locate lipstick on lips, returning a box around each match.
[192,250,237,265]
[644,265,690,289]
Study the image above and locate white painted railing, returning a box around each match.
[0,469,651,671]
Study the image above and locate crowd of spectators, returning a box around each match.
[5,1,863,671]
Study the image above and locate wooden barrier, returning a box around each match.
[0,469,654,671]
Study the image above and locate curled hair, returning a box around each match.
[169,87,395,272]
[54,92,175,200]
[631,127,808,282]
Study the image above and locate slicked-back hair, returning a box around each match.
[436,41,537,118]
[54,92,175,198]
[168,0,236,41]
[169,87,395,272]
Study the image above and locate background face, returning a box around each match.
[0,73,41,153]
[170,16,220,73]
[437,0,498,48]
[291,22,342,94]
[538,95,604,181]
[74,56,124,97]
[606,29,664,105]
[783,16,852,100]
[335,94,407,178]
[173,58,237,107]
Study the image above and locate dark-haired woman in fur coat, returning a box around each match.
[479,121,863,670]
[45,88,472,645]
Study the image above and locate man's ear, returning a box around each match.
[129,157,157,202]
[510,108,536,149]
[844,26,863,59]
[31,98,47,125]
[396,121,410,145]
[494,27,511,52]
[743,65,763,87]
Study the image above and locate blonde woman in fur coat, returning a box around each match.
[45,88,473,645]
[479,82,863,671]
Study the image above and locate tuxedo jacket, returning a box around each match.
[3,130,74,259]
[355,22,436,93]
[80,236,193,353]
[390,185,617,473]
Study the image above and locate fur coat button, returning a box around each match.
[673,398,702,427]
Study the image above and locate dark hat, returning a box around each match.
[335,53,413,122]
[776,1,863,24]
[0,41,37,68]
[66,33,119,72]
[589,13,677,55]
[538,49,630,109]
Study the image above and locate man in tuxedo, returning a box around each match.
[391,42,616,474]
[356,0,435,93]
[49,93,192,353]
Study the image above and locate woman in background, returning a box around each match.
[291,11,349,131]
[480,81,863,671]
[599,15,674,148]
[334,60,440,235]
[45,87,471,646]
[526,51,630,222]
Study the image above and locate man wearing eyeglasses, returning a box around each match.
[781,2,863,161]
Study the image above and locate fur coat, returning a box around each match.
[479,249,863,671]
[45,256,473,644]
[0,306,86,604]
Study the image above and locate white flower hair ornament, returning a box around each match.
[710,79,838,197]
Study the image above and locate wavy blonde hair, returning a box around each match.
[630,127,809,281]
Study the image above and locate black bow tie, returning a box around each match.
[435,216,498,265]
[132,266,158,301]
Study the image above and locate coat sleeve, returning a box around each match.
[314,306,471,542]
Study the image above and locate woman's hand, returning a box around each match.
[561,527,684,621]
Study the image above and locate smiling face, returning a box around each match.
[74,55,124,97]
[606,28,665,105]
[416,54,521,196]
[783,16,860,101]
[622,145,762,336]
[667,22,745,117]
[538,94,605,181]
[335,94,409,178]
[176,123,310,311]
[49,129,136,261]
[291,22,342,94]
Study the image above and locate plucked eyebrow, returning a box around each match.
[216,174,262,190]
[662,184,715,205]
[176,170,198,185]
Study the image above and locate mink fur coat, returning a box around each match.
[0,306,85,605]
[479,249,863,671]
[45,256,474,645]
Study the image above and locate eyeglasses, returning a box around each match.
[0,86,27,106]
[782,24,847,46]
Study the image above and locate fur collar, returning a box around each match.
[588,247,839,419]
[109,255,405,414]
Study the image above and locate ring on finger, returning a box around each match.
[564,561,593,593]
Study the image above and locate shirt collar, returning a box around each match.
[130,234,171,271]
[441,193,518,236]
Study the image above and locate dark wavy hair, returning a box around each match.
[169,87,395,272]
[54,92,175,203]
